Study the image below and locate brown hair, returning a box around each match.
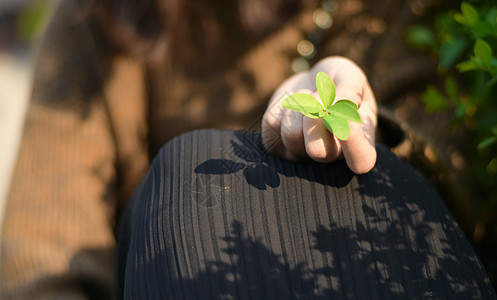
[92,0,314,58]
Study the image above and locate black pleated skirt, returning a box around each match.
[117,129,495,299]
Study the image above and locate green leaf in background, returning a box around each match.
[17,0,51,42]
[453,12,465,25]
[413,0,497,272]
[487,157,497,175]
[445,77,459,102]
[421,86,447,112]
[478,136,497,150]
[455,2,479,26]
[456,60,479,72]
[439,38,467,71]
[406,25,435,50]
[474,39,493,67]
[281,93,323,119]
[316,72,335,108]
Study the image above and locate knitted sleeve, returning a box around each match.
[0,0,148,298]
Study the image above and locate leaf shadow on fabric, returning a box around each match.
[194,130,354,190]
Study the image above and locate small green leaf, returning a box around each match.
[478,136,497,150]
[455,102,467,120]
[421,86,447,112]
[439,38,467,71]
[323,115,350,140]
[487,157,497,175]
[17,0,50,41]
[280,75,361,141]
[316,72,335,108]
[281,93,323,119]
[474,39,492,67]
[406,25,435,49]
[336,99,359,110]
[454,12,466,25]
[461,2,478,26]
[456,60,479,72]
[327,100,361,123]
[445,77,459,102]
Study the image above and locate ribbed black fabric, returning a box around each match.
[117,129,496,299]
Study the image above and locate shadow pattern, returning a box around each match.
[195,130,354,191]
[119,129,495,299]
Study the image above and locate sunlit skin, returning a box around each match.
[262,56,377,174]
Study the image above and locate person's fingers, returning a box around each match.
[331,59,377,173]
[341,122,377,174]
[302,91,341,162]
[280,109,306,160]
[261,103,284,156]
[357,82,377,146]
[280,88,315,159]
[263,55,378,172]
[262,72,311,156]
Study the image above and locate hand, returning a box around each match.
[262,56,377,174]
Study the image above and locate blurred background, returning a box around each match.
[0,0,495,290]
[0,0,54,235]
[404,0,497,288]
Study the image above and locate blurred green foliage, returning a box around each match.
[17,0,50,42]
[407,0,497,216]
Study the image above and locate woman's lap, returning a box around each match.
[117,129,495,299]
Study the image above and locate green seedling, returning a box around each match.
[281,72,361,140]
